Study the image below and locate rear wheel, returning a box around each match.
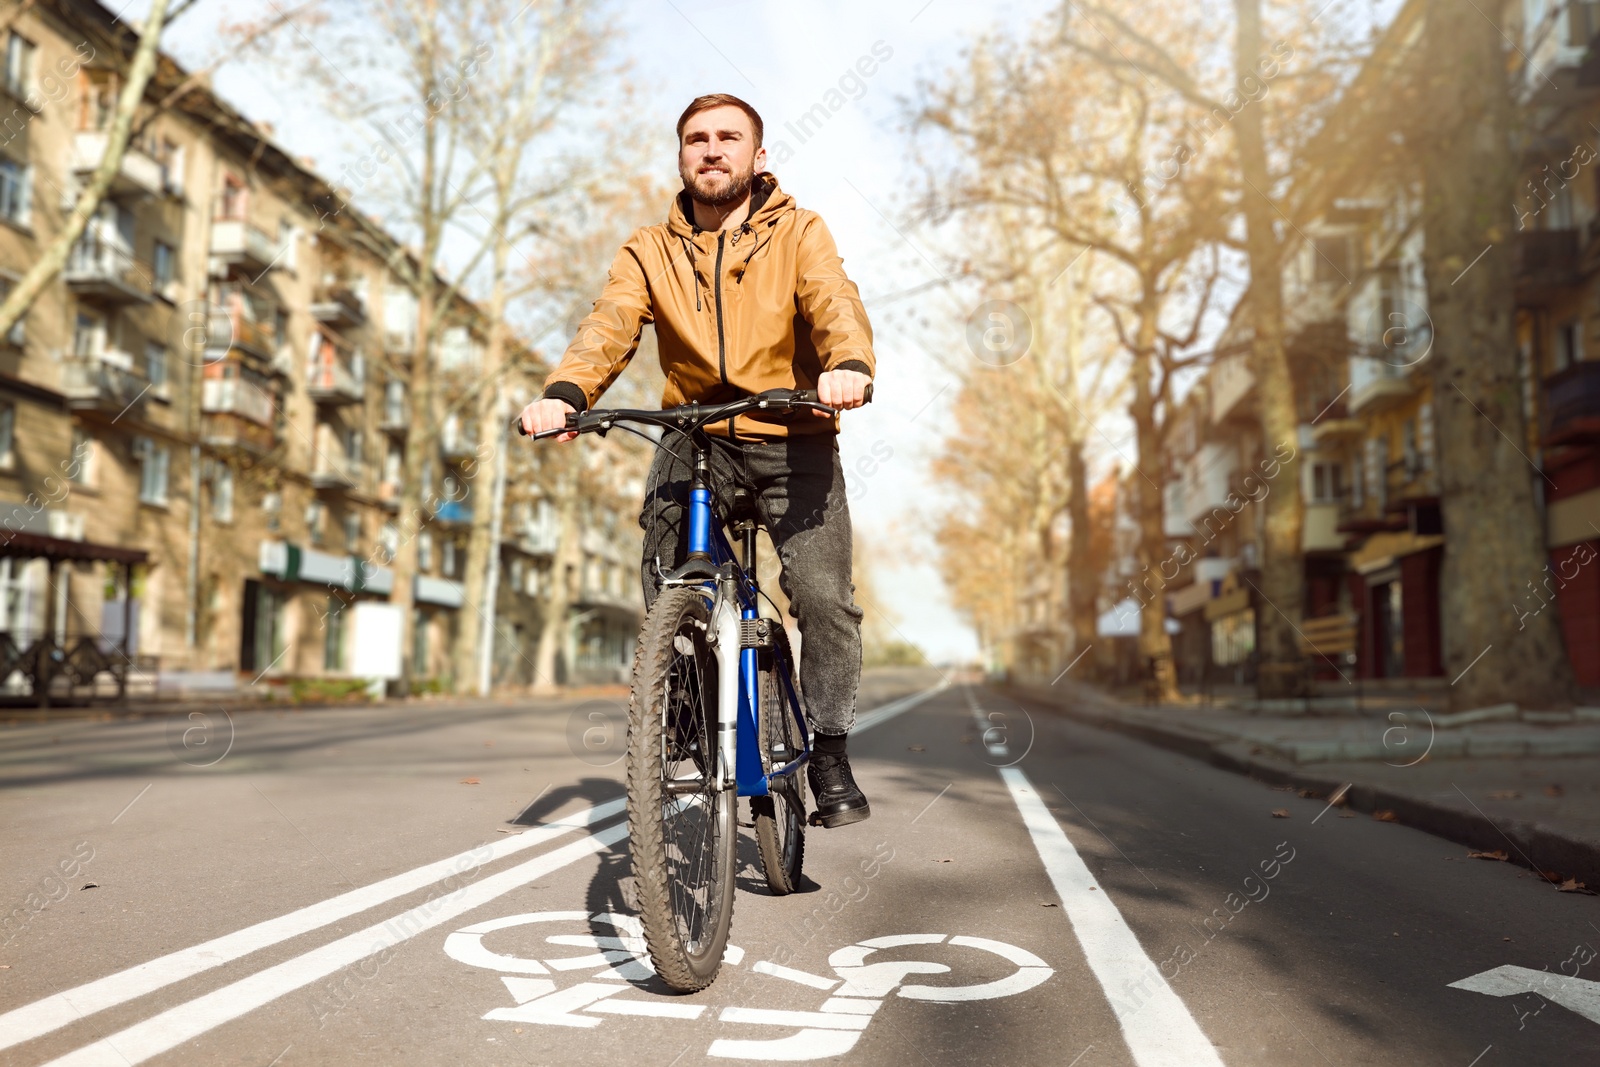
[626,587,736,992]
[753,629,806,895]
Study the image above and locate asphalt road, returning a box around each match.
[2,682,1598,1066]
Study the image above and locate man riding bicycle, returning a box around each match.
[517,93,875,828]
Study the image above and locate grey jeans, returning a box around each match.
[639,432,863,735]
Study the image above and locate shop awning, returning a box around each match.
[0,531,148,565]
[1350,531,1445,575]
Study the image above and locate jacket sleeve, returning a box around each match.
[542,231,654,411]
[794,212,875,378]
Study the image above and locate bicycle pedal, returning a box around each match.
[739,618,775,649]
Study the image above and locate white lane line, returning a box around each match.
[853,682,949,734]
[45,821,632,1067]
[999,767,1226,1067]
[751,960,839,989]
[0,798,626,1054]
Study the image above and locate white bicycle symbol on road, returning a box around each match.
[444,910,1053,1061]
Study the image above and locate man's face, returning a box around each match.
[678,105,766,208]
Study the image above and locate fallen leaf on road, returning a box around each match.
[484,741,497,748]
[1544,784,1565,798]
[1468,850,1510,862]
[1270,808,1291,818]
[1558,878,1596,894]
[495,828,522,835]
[1338,812,1356,819]
[959,735,975,744]
[1297,788,1320,799]
[80,883,98,890]
[1041,902,1058,907]
[1373,810,1399,822]
[1504,937,1513,942]
[908,744,926,752]
[0,964,10,968]
[1487,790,1521,800]
[460,777,481,785]
[937,858,952,863]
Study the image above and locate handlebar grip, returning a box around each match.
[796,383,873,406]
[512,415,529,437]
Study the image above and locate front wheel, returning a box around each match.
[626,587,737,992]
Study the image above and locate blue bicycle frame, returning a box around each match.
[683,477,810,800]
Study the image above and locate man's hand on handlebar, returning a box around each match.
[815,369,871,417]
[518,398,577,442]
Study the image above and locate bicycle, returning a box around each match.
[518,386,869,992]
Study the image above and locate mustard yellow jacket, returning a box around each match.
[542,173,875,438]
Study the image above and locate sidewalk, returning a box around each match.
[1003,680,1600,891]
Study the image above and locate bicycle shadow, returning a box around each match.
[508,775,621,827]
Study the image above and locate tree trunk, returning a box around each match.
[532,463,581,694]
[453,238,511,690]
[1066,436,1096,656]
[1234,0,1306,698]
[1131,303,1179,702]
[1421,0,1573,707]
[0,0,171,337]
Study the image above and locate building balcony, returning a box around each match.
[201,376,275,424]
[1336,490,1406,536]
[70,131,163,199]
[62,352,148,415]
[1348,356,1418,417]
[200,377,277,453]
[63,238,154,304]
[210,219,283,276]
[379,405,409,434]
[310,285,366,328]
[440,421,478,460]
[377,480,402,510]
[312,425,363,492]
[1543,360,1600,447]
[204,306,278,362]
[1514,228,1580,305]
[311,448,362,490]
[433,498,473,525]
[306,359,365,405]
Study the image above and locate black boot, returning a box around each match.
[807,738,870,828]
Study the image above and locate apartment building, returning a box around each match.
[1147,0,1600,692]
[0,0,640,700]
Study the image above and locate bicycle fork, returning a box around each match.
[712,578,741,793]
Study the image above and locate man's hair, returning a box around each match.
[676,94,764,150]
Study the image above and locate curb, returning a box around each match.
[1000,684,1600,890]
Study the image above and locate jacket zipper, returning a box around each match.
[714,230,728,386]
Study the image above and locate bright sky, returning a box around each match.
[141,0,1080,663]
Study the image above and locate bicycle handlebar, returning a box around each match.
[514,385,873,440]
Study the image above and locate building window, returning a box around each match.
[324,597,345,672]
[1310,462,1343,504]
[510,557,525,594]
[152,241,174,288]
[1311,235,1352,282]
[73,311,104,356]
[343,512,361,552]
[66,428,92,486]
[384,379,405,423]
[442,540,456,579]
[138,441,170,505]
[219,174,246,220]
[4,34,32,101]
[0,402,13,470]
[146,343,168,395]
[0,157,31,226]
[278,218,296,270]
[380,520,398,561]
[1556,319,1581,373]
[213,463,234,523]
[0,277,23,347]
[418,531,434,572]
[158,138,184,196]
[264,490,282,532]
[306,499,327,545]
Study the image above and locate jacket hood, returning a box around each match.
[667,171,792,237]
